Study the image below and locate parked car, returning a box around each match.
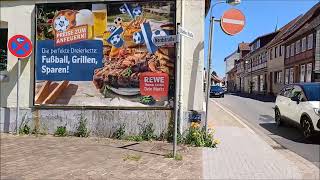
[210,85,224,98]
[221,85,227,92]
[274,83,320,138]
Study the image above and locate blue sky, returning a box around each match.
[205,0,320,77]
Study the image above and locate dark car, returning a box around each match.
[210,85,224,98]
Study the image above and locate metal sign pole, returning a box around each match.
[16,58,21,134]
[173,24,181,157]
[205,17,215,134]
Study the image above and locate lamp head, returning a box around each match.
[226,0,241,5]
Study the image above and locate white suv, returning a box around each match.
[275,83,320,138]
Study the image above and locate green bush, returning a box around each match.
[165,116,182,144]
[122,123,156,142]
[125,135,144,142]
[19,124,30,135]
[183,122,218,148]
[113,124,126,139]
[75,115,89,137]
[54,126,67,137]
[140,123,156,141]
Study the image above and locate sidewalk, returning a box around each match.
[203,99,319,180]
[0,134,202,179]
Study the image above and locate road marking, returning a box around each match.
[210,99,256,134]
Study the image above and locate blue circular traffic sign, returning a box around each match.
[8,35,33,59]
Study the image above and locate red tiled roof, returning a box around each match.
[285,13,320,43]
[281,2,320,42]
[211,75,223,83]
[266,14,303,48]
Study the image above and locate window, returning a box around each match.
[257,40,260,49]
[274,71,283,84]
[275,47,278,58]
[259,55,262,63]
[307,34,313,50]
[301,37,306,52]
[290,85,303,99]
[306,63,312,82]
[265,52,268,61]
[290,43,295,57]
[270,49,273,60]
[0,28,8,71]
[300,64,305,82]
[286,46,290,58]
[280,45,284,56]
[282,86,293,97]
[295,40,301,54]
[285,69,289,84]
[289,68,294,84]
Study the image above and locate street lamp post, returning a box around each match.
[204,0,241,134]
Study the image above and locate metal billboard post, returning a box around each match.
[16,58,21,134]
[173,24,181,157]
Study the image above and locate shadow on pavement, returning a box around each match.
[259,122,320,145]
[228,92,276,102]
[117,142,166,157]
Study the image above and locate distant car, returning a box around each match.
[210,85,224,98]
[221,85,227,92]
[274,83,320,138]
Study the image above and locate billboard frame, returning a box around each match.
[33,0,177,110]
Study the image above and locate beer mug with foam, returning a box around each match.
[92,4,107,38]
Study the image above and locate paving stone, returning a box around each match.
[1,134,202,179]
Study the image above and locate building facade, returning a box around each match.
[265,15,302,95]
[0,0,206,135]
[283,3,320,84]
[224,50,239,92]
[234,43,250,92]
[243,32,278,94]
[225,2,319,96]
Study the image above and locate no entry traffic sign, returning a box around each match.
[8,35,33,59]
[220,8,245,36]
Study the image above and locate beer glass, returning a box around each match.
[92,4,107,38]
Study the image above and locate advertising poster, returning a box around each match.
[35,1,176,107]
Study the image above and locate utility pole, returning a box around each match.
[204,0,241,135]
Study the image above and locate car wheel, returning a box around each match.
[274,108,282,127]
[301,116,314,139]
[222,94,224,98]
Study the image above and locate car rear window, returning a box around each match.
[211,86,222,91]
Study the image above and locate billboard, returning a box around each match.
[35,1,176,107]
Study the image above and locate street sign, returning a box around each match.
[178,26,194,39]
[220,8,245,36]
[153,35,178,46]
[8,34,33,59]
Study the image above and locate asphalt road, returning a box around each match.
[212,94,320,168]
